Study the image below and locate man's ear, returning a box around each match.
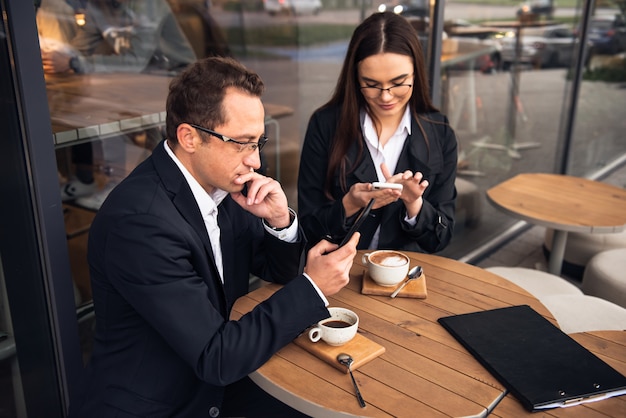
[176,123,197,153]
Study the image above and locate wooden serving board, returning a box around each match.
[293,331,385,373]
[361,270,427,298]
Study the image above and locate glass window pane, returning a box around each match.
[34,0,626,373]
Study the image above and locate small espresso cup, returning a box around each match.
[362,250,410,286]
[308,307,359,346]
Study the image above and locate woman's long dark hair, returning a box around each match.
[322,12,438,197]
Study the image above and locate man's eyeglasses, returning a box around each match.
[360,83,413,99]
[189,123,268,153]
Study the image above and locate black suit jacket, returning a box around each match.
[298,105,457,253]
[69,140,329,417]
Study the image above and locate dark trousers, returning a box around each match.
[220,376,310,418]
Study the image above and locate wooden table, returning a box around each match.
[486,173,626,275]
[231,250,557,417]
[45,72,293,177]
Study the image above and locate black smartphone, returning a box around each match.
[338,198,375,247]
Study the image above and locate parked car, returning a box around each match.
[376,0,428,18]
[501,24,582,69]
[446,31,506,73]
[516,0,554,20]
[263,0,322,16]
[585,14,626,55]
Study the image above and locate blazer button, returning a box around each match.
[208,406,220,417]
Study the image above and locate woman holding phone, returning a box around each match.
[297,12,458,252]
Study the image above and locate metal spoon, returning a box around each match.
[337,353,366,408]
[390,265,423,298]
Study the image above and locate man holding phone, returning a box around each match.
[68,57,360,418]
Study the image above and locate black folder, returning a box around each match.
[438,305,626,412]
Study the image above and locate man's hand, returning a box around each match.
[304,233,360,296]
[231,172,291,228]
[41,49,72,74]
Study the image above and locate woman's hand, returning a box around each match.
[381,163,429,218]
[342,182,402,217]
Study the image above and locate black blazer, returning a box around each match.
[69,140,329,417]
[298,105,457,253]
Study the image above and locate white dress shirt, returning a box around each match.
[163,141,327,305]
[361,106,417,248]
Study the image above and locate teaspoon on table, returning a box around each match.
[390,265,423,298]
[337,353,366,408]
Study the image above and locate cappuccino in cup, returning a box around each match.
[363,250,410,286]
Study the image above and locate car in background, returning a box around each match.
[586,14,626,55]
[376,0,428,18]
[446,31,507,73]
[264,0,322,16]
[501,24,582,69]
[516,0,554,20]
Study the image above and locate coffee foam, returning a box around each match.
[378,255,407,267]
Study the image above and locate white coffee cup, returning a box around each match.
[308,307,359,346]
[362,250,410,286]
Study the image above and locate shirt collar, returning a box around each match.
[163,140,228,216]
[361,105,412,146]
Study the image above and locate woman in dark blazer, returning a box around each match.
[298,12,458,253]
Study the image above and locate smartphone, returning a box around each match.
[372,182,403,191]
[338,198,375,247]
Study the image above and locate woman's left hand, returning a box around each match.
[381,163,429,219]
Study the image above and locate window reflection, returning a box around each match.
[37,0,216,363]
[34,1,626,364]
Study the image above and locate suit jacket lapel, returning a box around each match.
[217,203,236,304]
[151,141,227,302]
[345,136,378,184]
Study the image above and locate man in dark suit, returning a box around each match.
[68,56,359,417]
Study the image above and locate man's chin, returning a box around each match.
[227,183,246,195]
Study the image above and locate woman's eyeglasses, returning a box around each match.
[189,123,268,153]
[360,83,413,99]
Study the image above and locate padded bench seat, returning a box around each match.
[485,267,582,300]
[486,267,626,333]
[582,248,626,309]
[543,228,626,279]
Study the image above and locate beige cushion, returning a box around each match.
[544,228,626,267]
[486,267,582,300]
[582,248,626,309]
[540,294,626,334]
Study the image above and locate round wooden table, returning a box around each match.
[486,173,626,275]
[231,251,560,417]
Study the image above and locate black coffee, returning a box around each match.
[323,320,352,328]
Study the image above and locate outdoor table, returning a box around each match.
[231,250,557,417]
[486,173,626,275]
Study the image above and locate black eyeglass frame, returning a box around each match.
[359,83,413,98]
[188,123,268,153]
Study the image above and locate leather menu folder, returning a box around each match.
[438,305,626,412]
